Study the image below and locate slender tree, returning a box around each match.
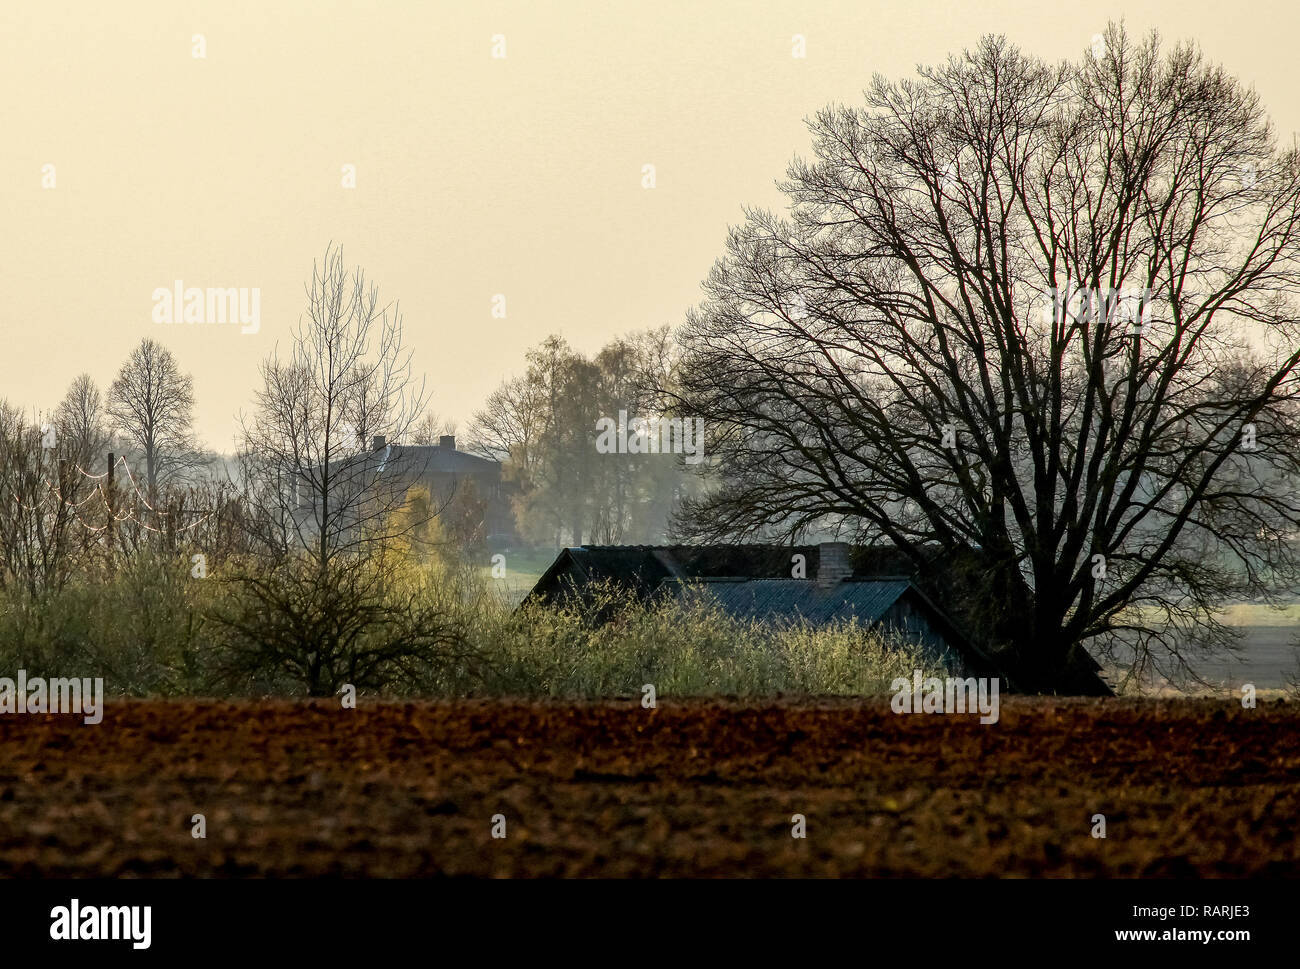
[55,373,108,471]
[107,338,198,504]
[219,244,460,695]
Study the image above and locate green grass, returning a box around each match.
[477,546,559,606]
[1,555,949,699]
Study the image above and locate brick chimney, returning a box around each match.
[439,434,456,450]
[816,542,853,589]
[371,435,386,450]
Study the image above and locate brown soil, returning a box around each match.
[0,697,1296,876]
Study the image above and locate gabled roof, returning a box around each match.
[679,576,1002,676]
[526,544,849,601]
[327,443,500,480]
[392,444,499,475]
[524,544,959,605]
[680,577,914,626]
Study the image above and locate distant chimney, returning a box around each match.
[439,435,456,451]
[816,542,853,589]
[372,435,386,450]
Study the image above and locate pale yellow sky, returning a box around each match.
[3,0,1298,450]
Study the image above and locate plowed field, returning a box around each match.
[0,697,1296,876]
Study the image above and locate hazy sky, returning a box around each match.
[4,0,1298,451]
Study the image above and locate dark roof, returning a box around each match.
[532,545,830,592]
[522,545,803,605]
[328,443,499,479]
[376,443,499,475]
[683,577,914,626]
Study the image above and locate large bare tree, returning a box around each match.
[672,26,1300,692]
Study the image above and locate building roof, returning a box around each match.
[330,442,500,479]
[525,544,957,603]
[385,443,500,475]
[680,577,915,626]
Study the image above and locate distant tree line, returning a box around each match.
[467,328,702,548]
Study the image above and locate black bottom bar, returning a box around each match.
[0,878,1288,957]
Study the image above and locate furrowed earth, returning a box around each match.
[0,697,1296,877]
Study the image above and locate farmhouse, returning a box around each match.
[368,435,511,537]
[524,542,1007,680]
[524,541,1114,694]
[292,434,514,543]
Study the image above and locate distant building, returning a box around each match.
[293,435,514,544]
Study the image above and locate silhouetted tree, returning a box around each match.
[672,26,1300,692]
[107,338,199,504]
